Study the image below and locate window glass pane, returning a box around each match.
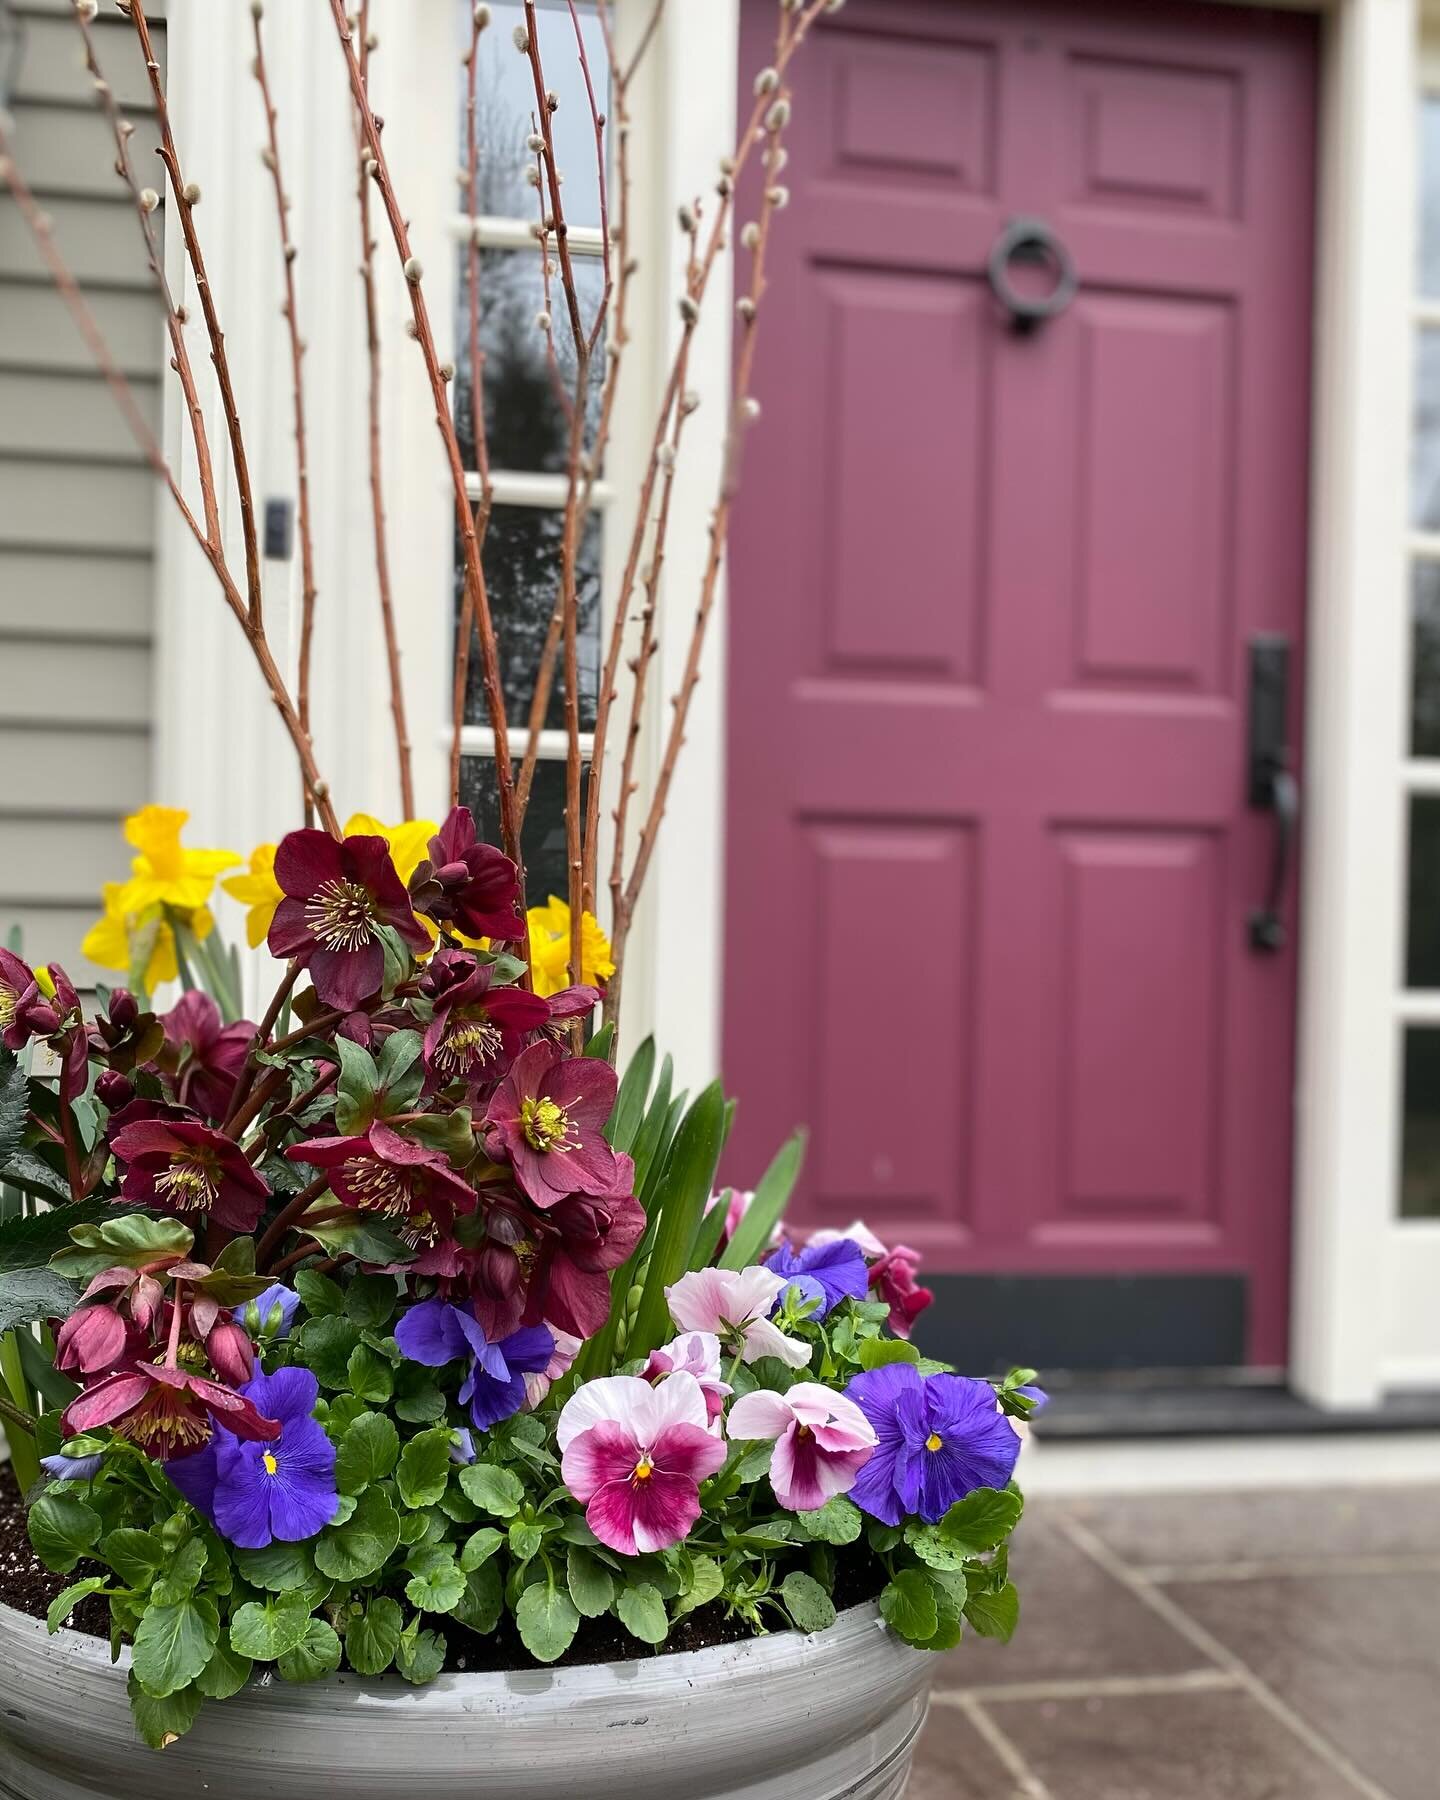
[1420,95,1440,299]
[1401,1027,1440,1217]
[460,756,588,908]
[456,249,606,475]
[457,0,611,228]
[1406,793,1440,987]
[454,505,601,733]
[1413,560,1440,757]
[1411,329,1440,530]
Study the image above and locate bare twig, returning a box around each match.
[354,3,416,816]
[329,1,522,879]
[251,4,321,818]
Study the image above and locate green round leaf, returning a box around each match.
[335,1411,400,1496]
[508,1519,544,1564]
[45,1576,107,1635]
[457,1462,525,1518]
[878,1570,938,1646]
[150,1536,207,1606]
[796,1496,862,1546]
[195,1632,253,1700]
[294,1269,346,1318]
[28,1490,102,1574]
[615,1582,669,1646]
[228,1590,315,1662]
[346,1342,394,1405]
[460,1527,504,1573]
[963,1580,1020,1643]
[780,1570,836,1635]
[277,1618,343,1683]
[935,1488,1023,1558]
[314,1485,400,1583]
[298,1315,364,1389]
[396,1427,454,1509]
[344,1596,403,1675]
[673,1556,724,1620]
[99,1526,165,1591]
[454,1560,503,1634]
[516,1581,580,1664]
[131,1595,220,1698]
[856,1338,921,1371]
[404,1548,466,1614]
[344,1272,399,1330]
[126,1671,202,1750]
[565,1544,615,1619]
[233,1540,316,1594]
[396,1625,446,1685]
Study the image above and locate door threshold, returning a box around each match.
[1032,1379,1440,1441]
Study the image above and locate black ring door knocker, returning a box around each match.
[987,217,1078,334]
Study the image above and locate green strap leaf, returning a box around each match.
[605,1036,656,1152]
[720,1129,807,1271]
[627,1082,728,1360]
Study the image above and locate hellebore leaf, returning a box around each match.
[131,1595,220,1698]
[780,1570,836,1635]
[0,1267,77,1333]
[126,1670,203,1750]
[516,1581,580,1664]
[313,1485,400,1583]
[277,1618,343,1683]
[565,1545,615,1619]
[457,1462,525,1518]
[28,1489,102,1573]
[335,1411,400,1496]
[878,1570,938,1646]
[344,1596,403,1675]
[396,1428,453,1509]
[0,1052,27,1167]
[49,1212,194,1281]
[963,1580,1020,1644]
[303,1215,415,1266]
[45,1576,107,1635]
[615,1582,669,1646]
[195,1631,253,1700]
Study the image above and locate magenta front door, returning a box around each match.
[723,0,1317,1370]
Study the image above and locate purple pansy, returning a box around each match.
[844,1363,1022,1527]
[764,1237,870,1320]
[167,1365,338,1549]
[394,1297,555,1432]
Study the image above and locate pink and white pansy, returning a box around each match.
[727,1383,878,1513]
[664,1265,812,1370]
[557,1372,728,1556]
[642,1330,732,1429]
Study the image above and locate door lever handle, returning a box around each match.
[1249,763,1297,953]
[1246,634,1295,955]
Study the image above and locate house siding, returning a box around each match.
[0,1,166,981]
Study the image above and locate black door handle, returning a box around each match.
[1246,635,1296,954]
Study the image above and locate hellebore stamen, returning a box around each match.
[154,1152,221,1213]
[342,1158,413,1218]
[303,878,378,952]
[519,1094,575,1154]
[436,1016,503,1073]
[0,982,16,1031]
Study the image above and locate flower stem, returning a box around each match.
[254,1175,333,1270]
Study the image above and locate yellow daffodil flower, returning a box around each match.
[526,895,615,998]
[120,805,240,913]
[82,880,215,991]
[221,843,284,950]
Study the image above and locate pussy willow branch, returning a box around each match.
[127,2,265,633]
[251,4,319,791]
[449,3,499,811]
[353,4,416,817]
[329,0,522,882]
[605,0,830,1027]
[18,10,340,836]
[518,1,602,988]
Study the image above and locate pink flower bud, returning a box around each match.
[205,1319,255,1387]
[55,1304,129,1376]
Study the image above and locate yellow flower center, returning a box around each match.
[0,983,16,1031]
[262,1452,279,1476]
[437,1016,502,1074]
[342,1157,413,1218]
[520,1094,573,1154]
[633,1459,654,1482]
[155,1151,221,1214]
[303,878,377,951]
[925,1433,944,1453]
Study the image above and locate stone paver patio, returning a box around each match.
[907,1483,1440,1799]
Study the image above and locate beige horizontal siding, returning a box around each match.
[0,7,165,980]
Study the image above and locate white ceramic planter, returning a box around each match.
[0,1598,933,1800]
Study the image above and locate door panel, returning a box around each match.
[724,0,1317,1367]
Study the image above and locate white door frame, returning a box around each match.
[153,0,1423,1407]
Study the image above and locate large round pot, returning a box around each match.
[0,1598,933,1800]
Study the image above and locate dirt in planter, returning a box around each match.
[0,1463,887,1672]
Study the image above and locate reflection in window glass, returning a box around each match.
[1402,1027,1440,1217]
[1413,561,1440,758]
[456,250,606,475]
[460,755,589,907]
[1411,329,1440,531]
[454,506,601,733]
[1406,793,1440,988]
[1420,96,1440,300]
[456,0,610,228]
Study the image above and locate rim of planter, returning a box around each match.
[0,1596,935,1800]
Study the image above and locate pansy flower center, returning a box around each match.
[632,1457,654,1482]
[303,877,378,951]
[155,1149,221,1213]
[0,981,16,1031]
[437,1014,502,1074]
[925,1433,944,1453]
[262,1451,279,1476]
[520,1094,575,1154]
